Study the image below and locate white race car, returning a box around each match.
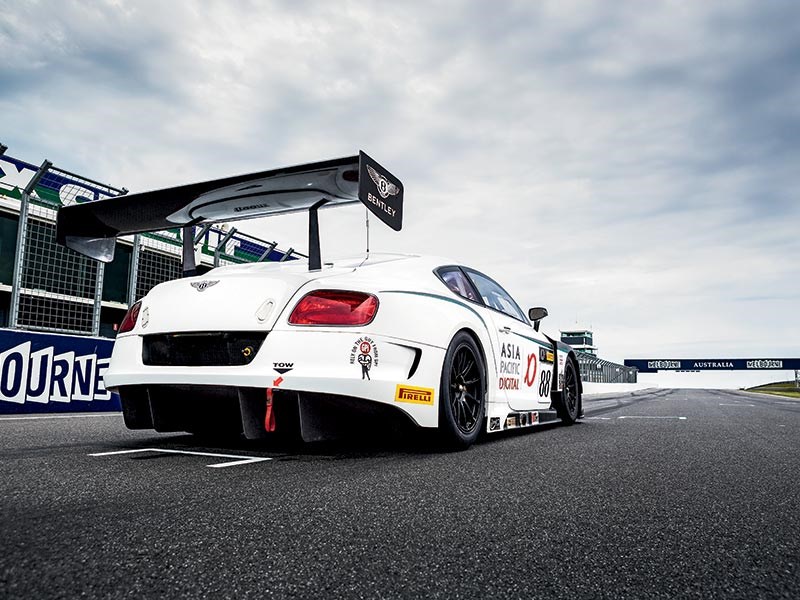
[57,152,582,447]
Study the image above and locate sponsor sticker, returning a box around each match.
[523,353,538,387]
[350,336,379,380]
[503,412,539,429]
[395,384,434,405]
[489,417,501,431]
[540,348,554,364]
[498,342,522,391]
[498,377,519,390]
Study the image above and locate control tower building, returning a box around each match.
[560,327,598,356]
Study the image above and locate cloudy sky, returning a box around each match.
[2,1,798,383]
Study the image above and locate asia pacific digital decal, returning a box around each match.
[0,329,120,414]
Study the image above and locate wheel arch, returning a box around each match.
[454,326,488,377]
[438,327,489,448]
[567,350,583,396]
[567,350,583,417]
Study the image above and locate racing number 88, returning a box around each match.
[539,371,551,397]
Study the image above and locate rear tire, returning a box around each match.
[556,359,581,424]
[439,332,486,449]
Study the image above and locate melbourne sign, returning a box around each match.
[0,329,120,414]
[625,358,800,373]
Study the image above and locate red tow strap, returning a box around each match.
[264,388,276,432]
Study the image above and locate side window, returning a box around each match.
[464,269,527,322]
[436,267,480,303]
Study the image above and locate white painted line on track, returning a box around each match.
[89,449,155,456]
[775,401,799,405]
[0,413,121,422]
[617,416,688,420]
[88,448,272,468]
[207,458,268,469]
[719,403,755,407]
[585,416,612,420]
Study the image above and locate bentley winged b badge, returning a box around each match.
[367,164,401,199]
[190,280,219,292]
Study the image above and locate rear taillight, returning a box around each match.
[289,290,379,326]
[119,301,142,333]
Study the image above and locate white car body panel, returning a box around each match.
[105,253,577,436]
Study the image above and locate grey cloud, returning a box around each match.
[0,0,798,364]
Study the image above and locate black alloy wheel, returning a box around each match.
[439,332,486,448]
[558,359,581,424]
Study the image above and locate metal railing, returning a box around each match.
[1,146,302,337]
[574,351,638,383]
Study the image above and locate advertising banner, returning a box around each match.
[0,329,120,414]
[624,358,800,373]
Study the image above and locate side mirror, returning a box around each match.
[528,307,548,331]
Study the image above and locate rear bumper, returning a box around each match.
[106,329,446,428]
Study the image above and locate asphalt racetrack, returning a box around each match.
[1,389,798,599]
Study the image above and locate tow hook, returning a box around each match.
[264,388,276,432]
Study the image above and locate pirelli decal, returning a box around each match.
[395,384,435,405]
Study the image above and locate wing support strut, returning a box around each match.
[308,199,329,271]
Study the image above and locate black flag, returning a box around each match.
[358,150,403,231]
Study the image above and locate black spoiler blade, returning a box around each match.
[57,152,404,264]
[56,155,363,261]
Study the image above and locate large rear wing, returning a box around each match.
[56,151,403,271]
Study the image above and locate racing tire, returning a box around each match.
[556,359,581,425]
[439,332,486,449]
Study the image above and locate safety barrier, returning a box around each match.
[575,351,638,384]
[0,328,120,414]
[0,145,302,338]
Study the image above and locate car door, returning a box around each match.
[462,268,553,411]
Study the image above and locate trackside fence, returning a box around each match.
[9,161,126,336]
[1,146,303,338]
[575,351,638,383]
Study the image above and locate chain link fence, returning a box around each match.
[134,235,184,303]
[10,161,124,335]
[1,148,299,338]
[575,350,638,383]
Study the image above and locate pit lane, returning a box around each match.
[1,389,798,599]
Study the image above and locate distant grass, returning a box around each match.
[751,389,800,399]
[746,380,800,399]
